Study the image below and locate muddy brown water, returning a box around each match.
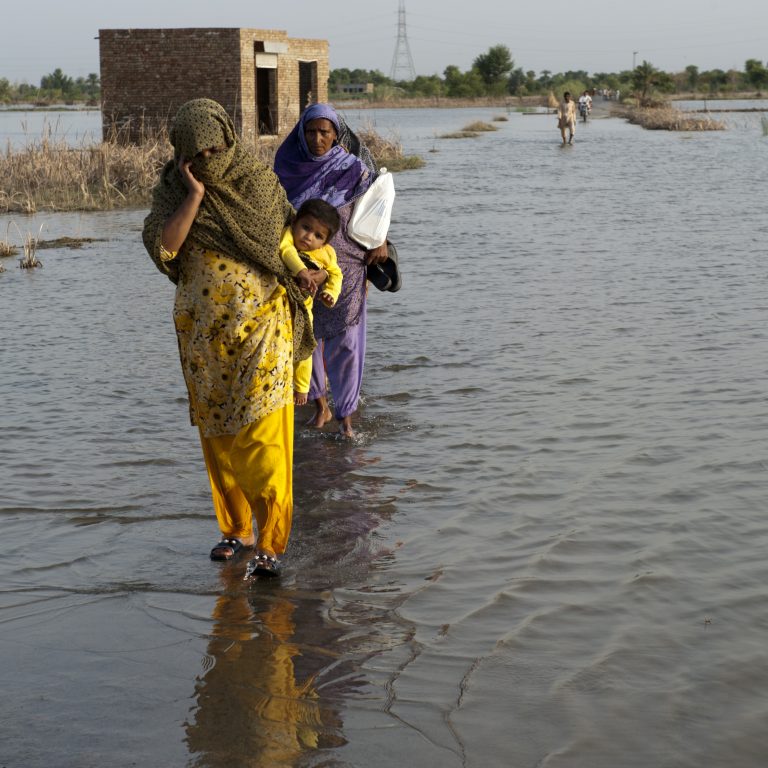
[1,105,768,767]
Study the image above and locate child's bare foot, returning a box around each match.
[294,391,308,406]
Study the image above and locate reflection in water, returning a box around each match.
[185,574,343,767]
[186,437,401,767]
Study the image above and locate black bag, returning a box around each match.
[366,241,401,293]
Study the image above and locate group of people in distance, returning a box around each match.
[557,90,593,145]
[143,99,389,578]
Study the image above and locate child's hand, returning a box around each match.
[294,269,316,294]
[320,291,335,307]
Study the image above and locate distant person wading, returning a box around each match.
[557,91,577,145]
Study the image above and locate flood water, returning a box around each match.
[2,104,768,767]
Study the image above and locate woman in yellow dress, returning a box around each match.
[143,99,319,577]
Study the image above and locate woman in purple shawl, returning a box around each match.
[274,104,388,437]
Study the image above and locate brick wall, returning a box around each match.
[99,27,328,144]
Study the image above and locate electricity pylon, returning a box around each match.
[389,1,416,82]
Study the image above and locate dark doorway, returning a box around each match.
[256,66,277,135]
[299,61,318,112]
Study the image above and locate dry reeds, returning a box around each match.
[0,222,18,258]
[19,226,43,269]
[0,124,171,213]
[357,124,425,171]
[623,106,725,131]
[440,120,499,139]
[0,121,423,214]
[462,121,497,132]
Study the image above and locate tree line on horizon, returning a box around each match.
[330,45,768,103]
[1,48,767,107]
[0,68,100,105]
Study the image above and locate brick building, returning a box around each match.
[98,28,329,144]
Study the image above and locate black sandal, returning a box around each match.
[210,537,245,561]
[244,553,280,579]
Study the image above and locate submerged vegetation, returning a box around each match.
[439,120,499,139]
[18,226,43,269]
[0,222,17,257]
[462,121,498,132]
[619,105,726,131]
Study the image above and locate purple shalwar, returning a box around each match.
[308,305,367,419]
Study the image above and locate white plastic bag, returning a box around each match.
[348,168,395,249]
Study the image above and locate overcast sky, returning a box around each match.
[1,0,765,84]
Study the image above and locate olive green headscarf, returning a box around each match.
[142,98,315,363]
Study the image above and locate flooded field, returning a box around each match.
[1,104,768,766]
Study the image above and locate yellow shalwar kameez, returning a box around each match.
[167,242,295,555]
[143,98,314,561]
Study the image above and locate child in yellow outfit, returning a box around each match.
[279,198,343,405]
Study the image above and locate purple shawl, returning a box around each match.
[273,104,371,208]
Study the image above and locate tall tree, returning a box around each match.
[632,60,663,102]
[744,59,768,89]
[473,45,514,87]
[685,65,699,91]
[40,68,74,95]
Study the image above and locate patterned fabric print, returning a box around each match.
[173,244,294,438]
[312,204,368,340]
[142,98,315,364]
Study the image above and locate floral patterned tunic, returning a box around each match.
[171,242,294,438]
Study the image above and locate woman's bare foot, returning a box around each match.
[338,416,355,439]
[306,396,333,428]
[294,390,308,406]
